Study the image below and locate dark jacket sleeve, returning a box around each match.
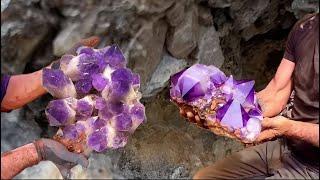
[1,74,11,107]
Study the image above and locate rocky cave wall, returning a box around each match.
[1,0,319,179]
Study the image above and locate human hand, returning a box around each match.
[255,116,291,143]
[179,105,202,125]
[34,138,89,179]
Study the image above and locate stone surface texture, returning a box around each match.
[1,0,318,178]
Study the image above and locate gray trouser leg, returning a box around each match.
[193,139,319,179]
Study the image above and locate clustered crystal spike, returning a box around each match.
[43,45,146,153]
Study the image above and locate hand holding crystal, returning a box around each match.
[34,138,89,179]
[255,116,290,143]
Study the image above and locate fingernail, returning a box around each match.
[186,112,194,118]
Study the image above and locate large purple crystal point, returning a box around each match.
[95,97,107,110]
[42,68,77,98]
[112,113,133,131]
[132,73,141,89]
[75,78,93,95]
[98,107,113,121]
[233,80,255,104]
[45,99,76,126]
[92,73,108,91]
[76,96,94,119]
[87,127,107,152]
[62,124,84,140]
[129,102,146,132]
[111,68,133,84]
[216,100,249,130]
[171,64,227,102]
[105,44,126,68]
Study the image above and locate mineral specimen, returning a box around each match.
[43,45,146,153]
[170,64,262,142]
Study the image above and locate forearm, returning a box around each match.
[257,78,292,117]
[285,120,319,147]
[1,143,40,179]
[1,69,47,110]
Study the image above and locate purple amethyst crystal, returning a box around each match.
[170,64,262,142]
[76,96,94,118]
[132,73,140,89]
[129,103,146,132]
[98,107,113,121]
[170,64,226,102]
[91,118,107,130]
[216,100,250,130]
[92,73,108,91]
[45,99,76,126]
[87,127,107,152]
[95,97,107,110]
[111,81,131,98]
[42,68,77,98]
[45,45,145,153]
[75,78,93,94]
[112,113,133,131]
[105,44,126,68]
[110,131,129,148]
[62,124,79,140]
[240,117,262,141]
[111,68,133,84]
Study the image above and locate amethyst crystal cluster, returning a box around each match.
[170,64,262,142]
[42,45,146,153]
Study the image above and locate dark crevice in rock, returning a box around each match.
[211,7,233,32]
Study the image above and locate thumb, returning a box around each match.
[255,129,278,143]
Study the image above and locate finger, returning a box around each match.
[186,111,194,119]
[179,108,186,117]
[56,164,72,180]
[67,36,101,55]
[80,36,101,47]
[261,118,274,129]
[255,129,277,143]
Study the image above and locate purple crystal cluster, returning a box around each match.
[43,45,146,152]
[170,64,262,142]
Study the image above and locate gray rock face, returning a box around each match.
[230,0,270,31]
[126,19,168,88]
[291,0,319,19]
[133,0,175,15]
[1,109,41,153]
[1,0,318,179]
[53,12,98,56]
[1,1,56,74]
[166,5,199,59]
[196,26,225,68]
[208,0,232,8]
[198,5,213,26]
[166,1,186,27]
[143,53,187,97]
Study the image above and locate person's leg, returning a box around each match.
[193,139,284,179]
[267,149,319,179]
